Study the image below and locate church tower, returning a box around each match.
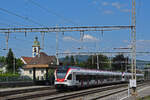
[32,37,40,57]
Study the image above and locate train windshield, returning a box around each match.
[56,66,68,79]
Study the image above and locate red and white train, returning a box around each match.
[54,66,144,89]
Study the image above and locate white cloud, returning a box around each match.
[123,40,129,43]
[83,34,99,42]
[121,9,131,13]
[64,49,70,54]
[63,36,78,42]
[112,2,122,9]
[102,2,109,6]
[137,40,150,43]
[123,40,150,51]
[92,0,100,5]
[63,35,99,43]
[100,1,129,14]
[103,10,114,14]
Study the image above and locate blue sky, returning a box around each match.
[0,0,149,60]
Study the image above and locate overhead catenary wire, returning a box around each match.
[0,22,38,27]
[0,7,47,49]
[0,13,39,27]
[137,0,142,16]
[0,7,45,27]
[27,0,78,25]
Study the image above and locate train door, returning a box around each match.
[122,72,125,81]
[72,72,76,85]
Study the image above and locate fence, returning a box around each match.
[0,76,32,82]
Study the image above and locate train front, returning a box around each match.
[54,66,73,89]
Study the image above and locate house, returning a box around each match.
[22,52,56,80]
[21,37,57,80]
[0,63,6,73]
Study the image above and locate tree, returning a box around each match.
[6,48,14,73]
[112,54,128,72]
[70,56,75,65]
[0,56,6,64]
[80,54,109,70]
[63,56,69,66]
[15,58,24,72]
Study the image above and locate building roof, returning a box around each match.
[22,52,56,69]
[25,64,49,69]
[29,52,56,65]
[21,57,33,64]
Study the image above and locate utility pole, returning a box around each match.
[5,32,9,50]
[56,25,59,66]
[97,54,99,69]
[131,0,137,96]
[41,31,45,50]
[92,55,94,65]
[109,56,112,70]
[13,54,15,74]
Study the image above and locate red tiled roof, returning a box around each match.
[29,52,56,65]
[21,56,33,64]
[22,52,57,69]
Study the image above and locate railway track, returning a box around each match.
[45,84,128,100]
[0,81,149,100]
[38,82,149,100]
[0,86,55,100]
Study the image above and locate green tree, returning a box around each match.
[0,56,6,64]
[77,61,87,67]
[78,54,109,70]
[6,48,14,73]
[15,58,24,72]
[63,56,69,66]
[112,54,128,72]
[70,56,74,65]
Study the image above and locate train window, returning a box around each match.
[56,67,68,79]
[57,72,66,79]
[67,74,72,80]
[76,75,81,81]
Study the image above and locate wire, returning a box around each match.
[0,13,39,27]
[0,22,38,27]
[27,0,78,25]
[0,7,45,27]
[137,0,142,16]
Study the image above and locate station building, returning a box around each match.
[21,37,56,80]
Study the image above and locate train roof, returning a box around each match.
[57,66,80,70]
[56,66,144,76]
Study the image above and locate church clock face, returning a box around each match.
[33,47,39,57]
[34,53,36,57]
[34,48,37,52]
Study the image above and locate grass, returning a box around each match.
[138,96,150,100]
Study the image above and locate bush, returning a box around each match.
[0,73,32,82]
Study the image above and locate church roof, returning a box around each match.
[25,64,49,69]
[22,52,57,68]
[29,52,56,65]
[21,56,33,64]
